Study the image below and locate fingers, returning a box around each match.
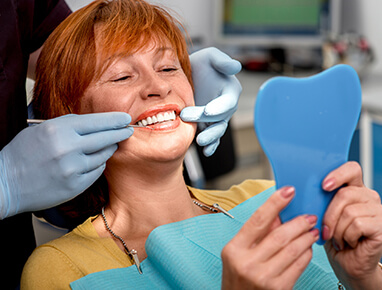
[180,106,205,122]
[208,47,242,75]
[322,161,364,191]
[180,105,234,123]
[42,113,134,155]
[191,47,242,75]
[222,186,318,289]
[271,234,315,288]
[322,186,380,242]
[231,186,295,248]
[322,161,366,240]
[80,144,119,174]
[196,121,228,146]
[256,215,319,262]
[180,79,240,121]
[204,90,240,116]
[80,127,134,154]
[55,143,117,179]
[61,112,132,135]
[202,140,220,157]
[331,203,382,250]
[74,163,106,195]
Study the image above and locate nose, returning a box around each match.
[140,70,171,99]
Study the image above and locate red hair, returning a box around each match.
[33,0,193,226]
[33,0,192,119]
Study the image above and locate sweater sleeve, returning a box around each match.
[20,245,82,290]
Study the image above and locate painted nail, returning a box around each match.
[305,215,318,225]
[310,228,320,238]
[321,225,330,241]
[323,178,335,191]
[280,186,295,198]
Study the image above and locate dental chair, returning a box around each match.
[183,122,237,188]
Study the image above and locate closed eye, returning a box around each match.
[112,75,130,82]
[162,67,178,72]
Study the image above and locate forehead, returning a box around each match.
[93,25,177,74]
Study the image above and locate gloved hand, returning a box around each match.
[0,112,133,219]
[180,47,242,157]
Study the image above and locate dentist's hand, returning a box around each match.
[0,112,133,219]
[181,47,242,157]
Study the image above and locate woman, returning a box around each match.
[21,0,382,289]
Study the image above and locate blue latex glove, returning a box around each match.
[180,47,242,157]
[0,112,133,219]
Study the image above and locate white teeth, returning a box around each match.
[137,111,176,127]
[157,113,164,122]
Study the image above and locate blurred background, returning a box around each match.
[29,0,382,195]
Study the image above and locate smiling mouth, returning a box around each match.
[136,110,176,127]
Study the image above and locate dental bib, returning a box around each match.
[254,64,362,244]
[70,187,338,289]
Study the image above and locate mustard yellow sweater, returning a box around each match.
[21,179,274,289]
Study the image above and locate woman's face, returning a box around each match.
[79,39,196,165]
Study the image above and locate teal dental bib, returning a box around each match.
[254,64,362,244]
[71,187,338,289]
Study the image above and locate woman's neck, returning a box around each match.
[108,164,198,229]
[93,160,205,258]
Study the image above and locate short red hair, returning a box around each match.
[33,0,192,119]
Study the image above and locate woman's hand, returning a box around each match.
[221,186,319,290]
[322,161,382,289]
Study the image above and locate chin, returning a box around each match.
[145,132,194,162]
[112,125,195,165]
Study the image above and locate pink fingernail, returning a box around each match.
[323,178,335,191]
[305,215,318,225]
[280,186,295,198]
[322,225,330,241]
[310,228,320,238]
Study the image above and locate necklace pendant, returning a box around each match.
[130,249,143,274]
[213,203,234,219]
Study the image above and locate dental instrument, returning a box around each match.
[27,119,154,129]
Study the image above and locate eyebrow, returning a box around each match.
[154,46,176,56]
[105,46,175,62]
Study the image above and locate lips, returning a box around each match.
[134,104,181,129]
[136,110,176,126]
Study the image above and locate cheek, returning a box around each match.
[77,93,107,114]
[79,89,135,114]
[111,121,197,163]
[176,78,194,107]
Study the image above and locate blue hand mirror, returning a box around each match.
[254,64,362,244]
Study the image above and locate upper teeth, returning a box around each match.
[137,111,176,126]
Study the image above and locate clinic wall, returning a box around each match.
[65,0,382,72]
[65,0,214,50]
[358,0,382,74]
[343,0,382,74]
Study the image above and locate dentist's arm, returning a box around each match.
[0,112,133,219]
[181,47,242,157]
